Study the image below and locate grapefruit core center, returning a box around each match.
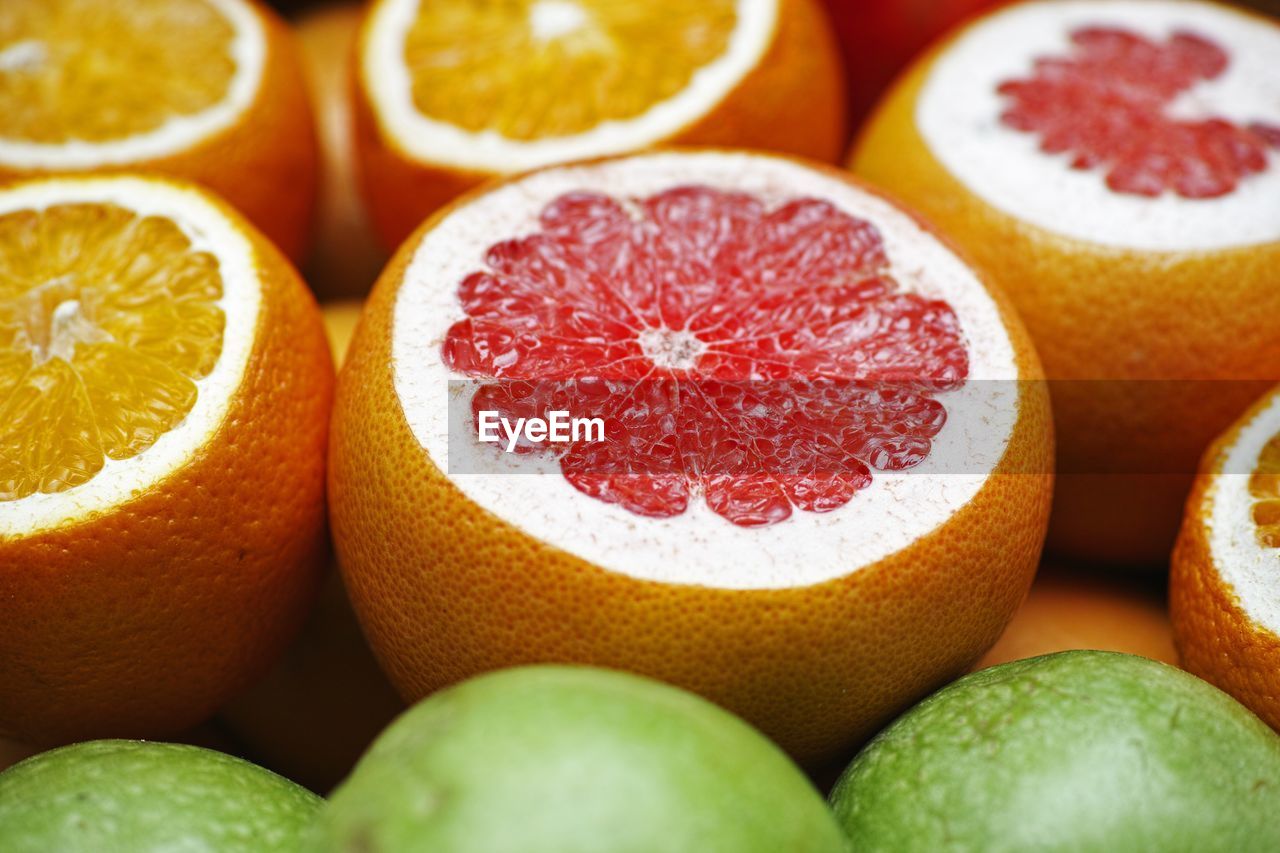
[441,186,970,528]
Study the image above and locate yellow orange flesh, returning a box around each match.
[404,0,736,138]
[0,204,223,501]
[0,0,235,144]
[1250,434,1280,547]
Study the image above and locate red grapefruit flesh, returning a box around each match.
[998,26,1280,198]
[441,187,969,528]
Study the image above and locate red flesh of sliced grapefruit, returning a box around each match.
[442,186,969,528]
[998,26,1280,199]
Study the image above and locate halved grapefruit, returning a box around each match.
[0,174,332,744]
[352,0,846,248]
[1171,384,1280,733]
[851,0,1280,565]
[0,0,317,260]
[328,150,1053,762]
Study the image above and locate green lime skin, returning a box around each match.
[829,651,1280,852]
[311,665,848,853]
[0,740,321,852]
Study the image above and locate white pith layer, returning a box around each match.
[362,0,777,173]
[916,0,1280,251]
[390,152,1024,590]
[0,0,265,169]
[0,177,262,538]
[1207,390,1280,634]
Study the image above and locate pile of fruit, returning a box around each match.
[1,0,1278,850]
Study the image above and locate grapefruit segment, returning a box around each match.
[998,25,1280,199]
[443,186,968,526]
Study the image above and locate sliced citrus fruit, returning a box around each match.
[353,0,846,247]
[329,150,1053,763]
[0,174,333,745]
[851,0,1280,565]
[1171,384,1280,733]
[0,0,317,260]
[296,3,385,299]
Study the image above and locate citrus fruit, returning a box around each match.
[0,0,318,260]
[312,665,848,852]
[850,0,1280,565]
[297,3,386,298]
[977,564,1176,668]
[0,174,333,744]
[353,0,847,247]
[830,651,1280,851]
[821,0,1003,125]
[328,149,1053,763]
[0,740,320,853]
[1171,384,1280,733]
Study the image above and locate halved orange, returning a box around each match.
[0,174,333,744]
[0,0,317,260]
[329,150,1053,764]
[850,0,1280,565]
[1172,384,1280,732]
[353,0,846,247]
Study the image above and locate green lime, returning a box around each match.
[0,739,320,852]
[830,651,1280,852]
[312,665,847,852]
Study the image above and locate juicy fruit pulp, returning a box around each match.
[442,186,969,527]
[0,0,236,144]
[404,0,736,139]
[1250,431,1280,547]
[999,26,1280,199]
[0,203,224,500]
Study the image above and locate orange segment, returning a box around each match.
[1250,434,1280,546]
[0,203,223,501]
[0,0,236,143]
[404,0,737,139]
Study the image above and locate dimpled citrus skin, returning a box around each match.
[1171,385,1280,733]
[312,666,849,853]
[0,0,319,262]
[0,177,334,746]
[352,0,847,249]
[850,6,1280,566]
[328,154,1054,765]
[830,651,1280,852]
[0,740,320,853]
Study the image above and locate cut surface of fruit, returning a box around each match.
[915,0,1280,250]
[1203,390,1280,629]
[393,152,1020,588]
[364,0,776,171]
[0,178,258,536]
[442,186,970,528]
[0,0,263,167]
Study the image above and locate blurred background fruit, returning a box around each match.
[1172,383,1280,734]
[352,0,847,247]
[0,741,320,853]
[295,3,387,298]
[0,175,332,744]
[978,563,1176,668]
[851,0,1280,566]
[830,651,1280,850]
[312,666,848,852]
[0,0,318,260]
[822,0,1004,130]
